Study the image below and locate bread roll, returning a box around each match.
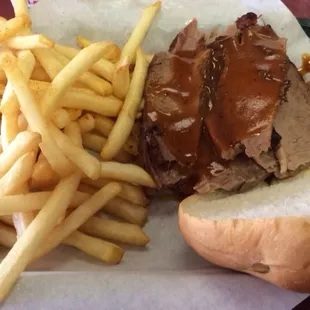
[179,171,310,292]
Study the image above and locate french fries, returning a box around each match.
[81,177,149,206]
[0,16,31,43]
[82,133,132,163]
[0,222,124,265]
[0,191,90,215]
[51,48,113,96]
[0,51,75,177]
[104,197,148,226]
[64,231,124,264]
[80,216,149,246]
[33,182,122,260]
[119,1,161,64]
[0,0,160,299]
[0,172,80,301]
[49,123,101,180]
[54,44,115,82]
[76,36,121,63]
[39,42,117,117]
[101,49,148,160]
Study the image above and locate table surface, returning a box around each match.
[1,0,310,19]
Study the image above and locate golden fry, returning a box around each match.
[6,35,54,50]
[101,49,148,160]
[80,216,149,246]
[76,36,121,63]
[104,197,148,226]
[82,133,132,163]
[100,162,155,188]
[64,231,124,264]
[120,1,161,64]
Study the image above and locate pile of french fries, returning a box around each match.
[0,0,161,300]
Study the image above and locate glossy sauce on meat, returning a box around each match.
[205,26,288,159]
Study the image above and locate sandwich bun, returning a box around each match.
[179,171,310,292]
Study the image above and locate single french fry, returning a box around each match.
[81,178,149,206]
[32,48,63,80]
[112,57,130,100]
[1,50,36,115]
[104,197,148,226]
[82,133,132,163]
[6,35,54,50]
[28,80,123,117]
[64,230,124,264]
[94,115,138,155]
[30,65,51,82]
[0,131,40,178]
[64,121,83,148]
[120,1,161,64]
[0,16,31,43]
[54,44,115,82]
[33,182,122,261]
[39,42,117,117]
[51,48,113,96]
[61,93,122,117]
[0,51,75,177]
[0,191,90,215]
[13,0,29,18]
[0,152,36,196]
[31,153,60,188]
[101,49,148,160]
[77,113,95,133]
[100,162,155,188]
[76,37,121,63]
[0,172,81,301]
[80,216,149,246]
[49,123,100,180]
[51,108,71,129]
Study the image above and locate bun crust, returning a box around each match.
[179,195,310,292]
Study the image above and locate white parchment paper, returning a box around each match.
[3,0,310,309]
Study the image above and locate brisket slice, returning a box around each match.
[273,64,310,177]
[141,13,309,196]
